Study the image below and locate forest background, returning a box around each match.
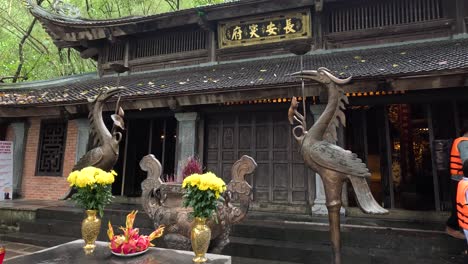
[0,0,224,83]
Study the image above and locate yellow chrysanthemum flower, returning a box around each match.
[67,171,79,187]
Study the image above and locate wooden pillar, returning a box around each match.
[175,112,199,182]
[208,30,216,63]
[11,122,28,198]
[383,106,395,209]
[74,119,89,163]
[426,104,441,211]
[121,119,130,196]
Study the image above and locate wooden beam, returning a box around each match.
[1,72,466,117]
[79,47,99,59]
[388,73,467,91]
[326,19,454,42]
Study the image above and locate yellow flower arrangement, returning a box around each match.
[67,167,116,188]
[67,166,117,216]
[182,172,226,219]
[182,172,226,198]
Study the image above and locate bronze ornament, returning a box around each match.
[288,68,388,264]
[140,154,257,253]
[61,87,126,199]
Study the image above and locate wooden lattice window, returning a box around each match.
[134,30,208,58]
[36,120,67,176]
[329,0,443,33]
[107,42,126,62]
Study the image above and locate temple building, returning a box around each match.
[1,0,468,217]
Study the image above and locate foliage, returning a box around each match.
[107,210,165,254]
[181,155,203,181]
[182,172,226,219]
[0,0,224,83]
[67,166,117,217]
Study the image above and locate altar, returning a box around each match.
[4,240,231,264]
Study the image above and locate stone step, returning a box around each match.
[225,236,468,264]
[0,232,74,248]
[35,207,154,228]
[230,219,465,257]
[19,219,155,242]
[231,256,300,264]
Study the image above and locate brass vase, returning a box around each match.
[191,217,211,263]
[81,210,101,253]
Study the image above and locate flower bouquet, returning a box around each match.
[67,167,116,252]
[182,172,226,263]
[67,167,116,217]
[107,211,165,256]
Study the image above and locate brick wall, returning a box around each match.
[21,117,78,200]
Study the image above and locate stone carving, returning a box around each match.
[24,0,81,22]
[288,68,388,264]
[62,87,126,199]
[140,154,257,253]
[52,0,81,18]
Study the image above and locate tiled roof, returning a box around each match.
[26,0,245,26]
[1,37,468,106]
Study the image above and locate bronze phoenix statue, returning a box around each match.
[288,68,388,264]
[62,87,125,199]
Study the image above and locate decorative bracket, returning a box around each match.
[315,0,324,12]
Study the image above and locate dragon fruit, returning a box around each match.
[108,210,164,254]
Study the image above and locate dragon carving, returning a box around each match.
[62,87,126,199]
[140,154,257,253]
[288,68,388,264]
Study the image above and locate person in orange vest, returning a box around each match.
[448,129,468,239]
[457,160,468,249]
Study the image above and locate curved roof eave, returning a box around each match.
[24,0,268,28]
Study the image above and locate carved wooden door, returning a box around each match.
[205,111,310,205]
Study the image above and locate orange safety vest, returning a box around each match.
[457,180,468,230]
[450,137,468,175]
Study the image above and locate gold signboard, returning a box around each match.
[218,9,311,49]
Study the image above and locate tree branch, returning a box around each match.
[12,0,44,82]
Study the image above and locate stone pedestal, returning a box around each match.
[175,112,199,183]
[11,122,27,198]
[4,240,231,264]
[310,104,346,216]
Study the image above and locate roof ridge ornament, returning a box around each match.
[52,0,81,18]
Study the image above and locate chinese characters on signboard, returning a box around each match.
[0,141,13,201]
[218,10,311,49]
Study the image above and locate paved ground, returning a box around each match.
[1,242,45,261]
[0,240,294,264]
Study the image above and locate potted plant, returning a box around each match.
[67,167,116,252]
[182,172,226,263]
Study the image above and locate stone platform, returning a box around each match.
[4,240,231,264]
[1,200,468,263]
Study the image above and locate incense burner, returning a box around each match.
[140,154,256,253]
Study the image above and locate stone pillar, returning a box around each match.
[175,112,199,183]
[75,119,90,163]
[309,105,346,216]
[11,122,28,198]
